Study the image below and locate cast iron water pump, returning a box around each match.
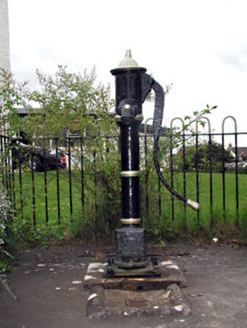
[105,51,199,277]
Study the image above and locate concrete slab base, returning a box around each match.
[86,283,190,318]
[84,260,190,318]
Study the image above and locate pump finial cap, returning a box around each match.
[118,50,139,68]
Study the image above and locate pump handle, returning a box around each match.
[142,74,200,211]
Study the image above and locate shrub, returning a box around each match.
[0,184,11,251]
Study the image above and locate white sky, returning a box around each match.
[7,0,247,144]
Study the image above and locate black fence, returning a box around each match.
[1,118,247,231]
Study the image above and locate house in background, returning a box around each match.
[16,107,169,138]
[230,147,247,161]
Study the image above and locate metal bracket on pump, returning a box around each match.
[105,50,199,279]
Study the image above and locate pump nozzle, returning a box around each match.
[187,199,200,211]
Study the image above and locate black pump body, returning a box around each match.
[105,57,199,277]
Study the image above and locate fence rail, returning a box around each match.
[1,121,247,232]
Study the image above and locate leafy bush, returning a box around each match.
[0,184,11,253]
[176,141,234,172]
[0,184,17,300]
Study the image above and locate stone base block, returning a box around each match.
[86,283,190,318]
[84,259,189,318]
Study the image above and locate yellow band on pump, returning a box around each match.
[121,171,140,177]
[121,218,141,225]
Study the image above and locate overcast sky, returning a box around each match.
[7,0,247,144]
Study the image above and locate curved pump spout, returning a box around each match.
[142,75,200,211]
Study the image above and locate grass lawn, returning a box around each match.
[9,169,247,237]
[143,171,247,233]
[12,169,89,225]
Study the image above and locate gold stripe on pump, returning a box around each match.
[120,171,140,177]
[121,218,141,225]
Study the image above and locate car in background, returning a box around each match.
[11,134,66,171]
